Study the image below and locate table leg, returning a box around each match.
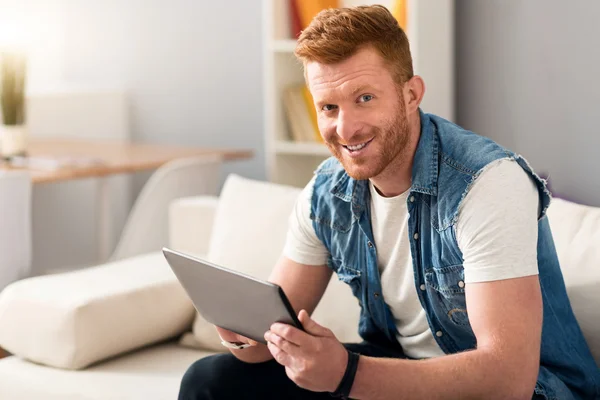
[97,177,113,262]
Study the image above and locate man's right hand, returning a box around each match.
[213,256,332,364]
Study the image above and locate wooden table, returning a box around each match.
[0,138,253,260]
[2,139,252,184]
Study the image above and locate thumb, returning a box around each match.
[298,310,331,337]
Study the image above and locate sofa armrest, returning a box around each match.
[168,196,219,256]
[0,252,195,370]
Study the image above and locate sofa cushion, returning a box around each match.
[546,198,600,363]
[189,174,361,351]
[0,252,196,370]
[0,342,211,400]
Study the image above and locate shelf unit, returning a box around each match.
[274,140,331,156]
[270,39,299,53]
[263,0,454,188]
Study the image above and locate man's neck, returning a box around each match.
[369,114,421,198]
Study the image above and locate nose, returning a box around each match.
[336,109,361,143]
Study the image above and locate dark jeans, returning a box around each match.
[178,341,405,400]
[179,342,546,399]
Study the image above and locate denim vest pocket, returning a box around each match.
[424,265,470,326]
[311,207,354,233]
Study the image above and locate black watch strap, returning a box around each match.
[330,350,360,399]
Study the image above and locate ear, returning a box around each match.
[403,75,425,115]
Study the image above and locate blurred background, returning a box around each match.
[0,0,598,275]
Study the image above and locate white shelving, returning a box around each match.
[263,0,454,188]
[270,39,298,53]
[275,140,330,156]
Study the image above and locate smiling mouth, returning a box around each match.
[342,138,374,152]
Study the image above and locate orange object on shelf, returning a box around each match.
[289,0,303,38]
[295,0,339,30]
[392,0,408,31]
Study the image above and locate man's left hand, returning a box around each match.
[265,309,348,392]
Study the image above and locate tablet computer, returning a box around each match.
[162,247,303,345]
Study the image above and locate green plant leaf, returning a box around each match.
[0,52,27,126]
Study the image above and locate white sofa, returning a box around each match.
[0,174,598,399]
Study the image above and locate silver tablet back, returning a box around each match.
[162,247,301,344]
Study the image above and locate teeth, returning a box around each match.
[347,142,367,151]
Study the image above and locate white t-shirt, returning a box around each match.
[283,159,540,359]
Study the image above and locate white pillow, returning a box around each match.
[189,174,361,350]
[207,174,302,280]
[547,198,600,363]
[0,252,196,370]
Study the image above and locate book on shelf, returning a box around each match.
[282,84,324,144]
[289,0,407,38]
[290,0,339,37]
[301,85,321,142]
[392,0,408,30]
[289,0,303,38]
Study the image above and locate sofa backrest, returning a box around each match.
[546,198,600,363]
[205,174,361,343]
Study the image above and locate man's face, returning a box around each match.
[306,46,409,181]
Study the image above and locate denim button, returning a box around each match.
[458,280,465,288]
[413,232,419,240]
[409,196,415,203]
[374,292,380,298]
[367,241,374,248]
[420,284,426,291]
[436,331,443,337]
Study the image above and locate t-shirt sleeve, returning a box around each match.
[283,176,329,266]
[455,159,540,284]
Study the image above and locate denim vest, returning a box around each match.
[310,111,600,399]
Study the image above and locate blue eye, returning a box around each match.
[359,94,373,103]
[321,104,338,112]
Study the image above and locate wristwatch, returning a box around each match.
[219,336,252,350]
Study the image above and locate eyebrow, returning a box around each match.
[349,84,375,96]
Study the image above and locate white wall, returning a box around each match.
[59,0,265,181]
[0,0,66,87]
[0,0,265,271]
[456,0,600,207]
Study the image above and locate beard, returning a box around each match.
[326,99,410,181]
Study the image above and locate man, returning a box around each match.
[179,5,600,400]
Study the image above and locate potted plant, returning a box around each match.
[0,51,27,159]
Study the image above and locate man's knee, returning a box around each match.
[179,354,239,400]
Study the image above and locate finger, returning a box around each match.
[236,333,258,346]
[265,331,300,356]
[270,323,310,346]
[215,326,237,340]
[234,335,257,346]
[267,341,292,366]
[298,310,332,337]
